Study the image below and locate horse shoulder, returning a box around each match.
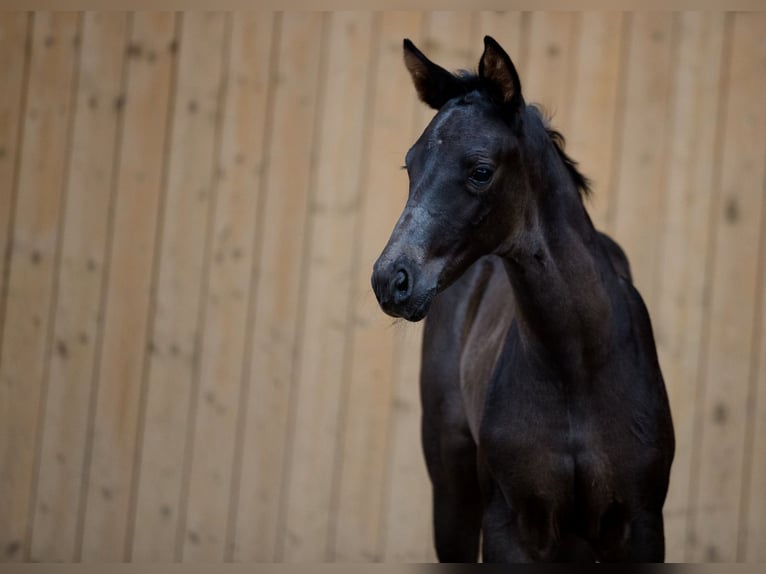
[458,255,515,442]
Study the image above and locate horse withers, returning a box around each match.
[371,36,674,562]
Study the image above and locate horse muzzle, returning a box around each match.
[371,256,435,322]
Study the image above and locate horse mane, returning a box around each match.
[450,71,593,202]
[528,104,593,200]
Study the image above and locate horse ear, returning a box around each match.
[479,35,522,108]
[403,38,463,110]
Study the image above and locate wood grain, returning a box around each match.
[611,14,677,310]
[0,12,80,562]
[231,13,325,561]
[0,13,30,344]
[650,13,727,562]
[128,12,227,562]
[280,11,376,563]
[688,12,766,563]
[181,13,275,563]
[29,13,128,562]
[564,13,624,231]
[79,13,177,561]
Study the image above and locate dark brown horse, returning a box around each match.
[371,36,674,562]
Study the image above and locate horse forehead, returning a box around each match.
[426,104,495,149]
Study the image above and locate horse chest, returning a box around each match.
[481,379,617,495]
[478,343,631,535]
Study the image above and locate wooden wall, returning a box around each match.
[1,11,765,563]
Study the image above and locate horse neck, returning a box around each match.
[499,135,620,376]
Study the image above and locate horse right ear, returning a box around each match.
[403,39,463,110]
[479,35,523,109]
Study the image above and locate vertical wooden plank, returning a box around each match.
[648,13,726,563]
[745,180,766,562]
[417,11,474,75]
[521,12,579,135]
[332,11,423,563]
[381,12,473,562]
[29,13,129,562]
[231,13,325,561]
[0,13,30,339]
[564,13,624,231]
[689,12,766,563]
[381,326,431,562]
[522,12,578,136]
[278,12,375,562]
[0,12,80,561]
[611,14,677,308]
[129,12,227,562]
[180,13,274,563]
[79,13,177,561]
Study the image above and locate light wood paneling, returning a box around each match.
[651,13,727,563]
[522,12,578,135]
[29,13,129,562]
[688,12,766,563]
[232,12,325,562]
[745,187,766,562]
[611,13,677,310]
[79,13,177,561]
[130,12,227,562]
[0,13,30,341]
[564,12,625,231]
[0,12,80,561]
[2,11,765,564]
[280,11,376,563]
[181,13,275,563]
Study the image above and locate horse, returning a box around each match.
[371,36,675,562]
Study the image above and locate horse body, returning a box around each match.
[371,36,674,562]
[475,205,673,561]
[422,236,640,562]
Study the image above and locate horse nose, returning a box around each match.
[371,259,414,313]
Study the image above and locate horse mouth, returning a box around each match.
[399,287,436,322]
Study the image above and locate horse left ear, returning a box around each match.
[403,38,464,110]
[479,36,523,108]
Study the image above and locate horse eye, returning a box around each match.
[469,166,494,185]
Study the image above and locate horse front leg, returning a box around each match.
[421,402,483,562]
[479,478,533,562]
[623,511,665,562]
[598,510,665,562]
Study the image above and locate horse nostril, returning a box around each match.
[394,269,408,293]
[392,267,412,305]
